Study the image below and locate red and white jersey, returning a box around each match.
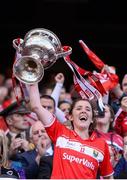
[45,118,114,179]
[95,130,124,152]
[114,108,127,137]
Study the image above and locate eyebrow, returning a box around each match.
[76,105,91,109]
[33,129,45,133]
[123,83,127,86]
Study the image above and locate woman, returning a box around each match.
[95,104,123,154]
[0,130,26,179]
[95,104,124,178]
[29,84,114,179]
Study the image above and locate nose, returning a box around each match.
[81,108,87,113]
[38,130,43,137]
[23,115,29,121]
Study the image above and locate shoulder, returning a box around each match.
[16,149,37,159]
[90,131,109,152]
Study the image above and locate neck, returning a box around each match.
[9,127,22,134]
[96,123,110,133]
[74,127,89,140]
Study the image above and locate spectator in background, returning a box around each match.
[39,73,70,124]
[58,100,72,116]
[58,100,72,129]
[95,104,124,178]
[40,95,55,114]
[33,121,53,179]
[109,73,127,114]
[0,130,26,179]
[40,73,72,105]
[114,96,127,166]
[0,86,9,131]
[121,74,127,94]
[0,100,32,156]
[12,120,53,179]
[50,72,72,123]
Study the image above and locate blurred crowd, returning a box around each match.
[0,55,127,179]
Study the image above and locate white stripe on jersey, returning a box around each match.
[56,136,104,162]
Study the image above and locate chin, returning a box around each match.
[79,124,88,129]
[21,126,29,129]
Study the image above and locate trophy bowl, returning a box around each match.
[13,28,72,84]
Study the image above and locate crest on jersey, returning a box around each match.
[93,150,99,157]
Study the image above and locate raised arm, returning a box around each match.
[51,73,65,107]
[28,84,54,126]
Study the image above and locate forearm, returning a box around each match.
[29,84,54,126]
[28,84,41,108]
[51,82,63,107]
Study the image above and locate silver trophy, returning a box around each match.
[13,28,72,84]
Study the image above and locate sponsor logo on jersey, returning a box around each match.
[63,152,95,170]
[56,136,104,161]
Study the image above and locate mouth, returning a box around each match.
[23,122,29,126]
[79,115,87,121]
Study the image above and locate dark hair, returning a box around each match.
[40,94,56,108]
[39,84,54,95]
[69,98,94,115]
[119,93,127,104]
[106,104,115,119]
[69,98,96,135]
[96,103,115,132]
[58,100,72,108]
[105,104,115,131]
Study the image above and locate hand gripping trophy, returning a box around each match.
[12,28,72,84]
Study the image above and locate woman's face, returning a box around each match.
[59,102,71,116]
[122,76,127,94]
[70,100,93,130]
[96,105,112,125]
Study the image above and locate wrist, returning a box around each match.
[56,82,63,87]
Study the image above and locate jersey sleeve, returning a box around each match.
[45,118,65,144]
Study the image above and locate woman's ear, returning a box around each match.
[67,114,73,122]
[110,118,113,122]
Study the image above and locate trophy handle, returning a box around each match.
[56,46,72,59]
[13,38,24,53]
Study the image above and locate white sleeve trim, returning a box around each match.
[102,171,114,178]
[44,116,56,128]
